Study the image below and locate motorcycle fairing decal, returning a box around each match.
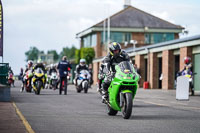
[35,73,44,78]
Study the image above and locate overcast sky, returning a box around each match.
[1,0,200,74]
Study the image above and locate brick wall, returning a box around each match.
[132,32,145,47]
[180,47,192,71]
[135,54,145,87]
[175,33,179,39]
[94,32,102,58]
[162,50,174,89]
[93,62,99,85]
[149,53,158,89]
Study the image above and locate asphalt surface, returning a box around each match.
[11,81,200,133]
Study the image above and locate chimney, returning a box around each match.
[124,0,131,9]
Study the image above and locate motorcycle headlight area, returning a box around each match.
[34,75,44,79]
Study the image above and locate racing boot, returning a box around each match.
[101,82,109,103]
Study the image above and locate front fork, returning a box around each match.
[120,92,124,107]
[120,91,133,108]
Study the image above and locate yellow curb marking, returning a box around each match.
[12,102,35,133]
[135,99,200,110]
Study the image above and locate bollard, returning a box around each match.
[143,82,149,89]
[0,85,11,102]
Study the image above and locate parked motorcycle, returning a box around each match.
[32,68,45,95]
[101,61,139,119]
[75,70,91,93]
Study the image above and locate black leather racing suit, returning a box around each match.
[102,50,130,92]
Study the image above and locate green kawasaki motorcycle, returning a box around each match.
[102,61,139,119]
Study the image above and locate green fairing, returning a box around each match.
[107,62,139,111]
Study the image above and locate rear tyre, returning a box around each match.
[59,87,62,95]
[122,93,133,119]
[190,83,194,96]
[191,90,194,96]
[64,85,67,95]
[76,86,81,93]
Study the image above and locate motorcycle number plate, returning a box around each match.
[124,77,131,79]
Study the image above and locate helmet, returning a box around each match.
[184,57,191,64]
[37,59,42,63]
[28,60,33,67]
[50,64,54,69]
[80,59,86,66]
[109,42,121,56]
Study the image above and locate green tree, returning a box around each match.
[75,47,95,64]
[25,47,40,61]
[75,49,81,64]
[60,46,77,59]
[80,47,95,64]
[47,50,59,61]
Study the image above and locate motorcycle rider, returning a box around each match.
[101,42,130,100]
[74,59,89,86]
[183,56,192,72]
[8,67,15,87]
[98,62,106,92]
[25,60,33,83]
[49,64,57,75]
[48,64,58,89]
[25,60,33,73]
[19,68,24,81]
[8,67,14,75]
[177,57,193,77]
[21,60,34,92]
[32,59,47,88]
[57,56,72,95]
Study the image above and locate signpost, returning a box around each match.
[0,0,3,62]
[176,76,189,100]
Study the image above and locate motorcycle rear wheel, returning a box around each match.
[64,86,67,95]
[122,93,133,119]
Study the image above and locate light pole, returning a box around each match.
[130,40,137,53]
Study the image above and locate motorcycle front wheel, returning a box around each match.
[121,93,133,119]
[35,81,42,95]
[106,104,118,116]
[83,83,88,93]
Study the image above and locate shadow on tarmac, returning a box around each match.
[130,114,200,120]
[133,104,165,108]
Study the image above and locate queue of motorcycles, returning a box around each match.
[98,61,140,119]
[21,68,71,95]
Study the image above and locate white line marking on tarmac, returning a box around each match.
[135,99,200,111]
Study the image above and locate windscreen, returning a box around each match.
[35,68,43,74]
[117,61,134,73]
